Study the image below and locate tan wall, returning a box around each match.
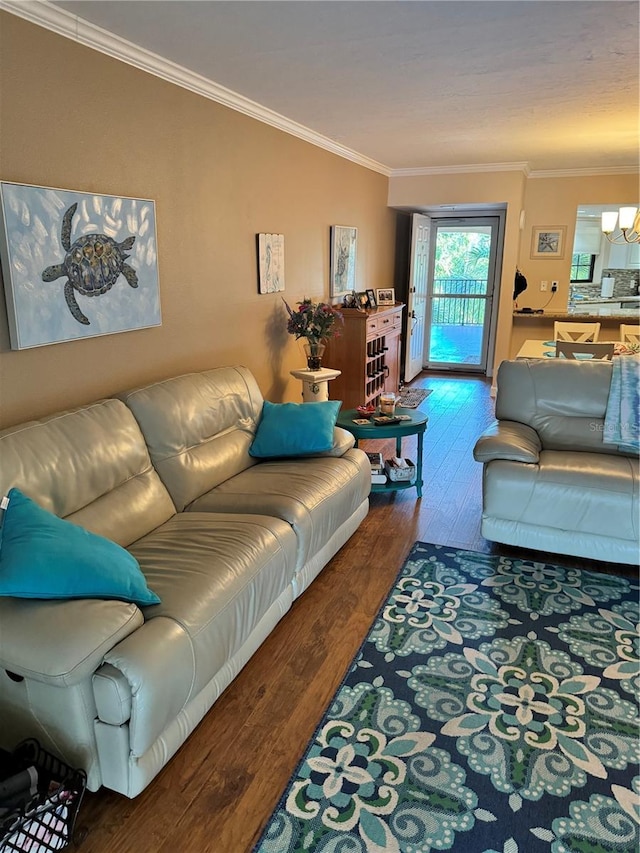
[520,174,638,312]
[0,14,396,428]
[388,171,637,375]
[2,14,636,426]
[388,170,526,374]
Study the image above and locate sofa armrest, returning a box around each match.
[100,616,195,754]
[0,598,143,687]
[321,426,356,457]
[473,420,541,464]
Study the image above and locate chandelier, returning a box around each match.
[601,206,640,244]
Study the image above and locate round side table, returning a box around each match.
[336,407,428,497]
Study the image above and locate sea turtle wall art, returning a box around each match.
[0,182,161,349]
[42,202,139,326]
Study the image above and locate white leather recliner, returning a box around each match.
[473,358,639,565]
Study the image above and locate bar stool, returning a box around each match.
[619,324,640,343]
[553,321,601,342]
[555,341,614,360]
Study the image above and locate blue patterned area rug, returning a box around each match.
[253,543,639,853]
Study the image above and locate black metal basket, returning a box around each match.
[0,740,86,852]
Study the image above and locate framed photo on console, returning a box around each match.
[366,288,377,307]
[376,287,395,307]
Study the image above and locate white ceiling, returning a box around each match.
[20,1,640,173]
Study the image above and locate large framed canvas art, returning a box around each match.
[0,182,161,349]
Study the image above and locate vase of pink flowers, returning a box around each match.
[283,298,342,370]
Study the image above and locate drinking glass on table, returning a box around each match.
[380,392,397,415]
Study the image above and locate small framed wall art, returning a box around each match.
[257,233,285,294]
[530,226,566,259]
[330,225,357,298]
[0,181,161,350]
[376,287,395,307]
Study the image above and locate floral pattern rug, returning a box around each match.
[253,543,640,853]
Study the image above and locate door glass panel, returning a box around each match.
[427,221,497,369]
[429,296,486,364]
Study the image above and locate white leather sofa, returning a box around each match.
[0,366,370,797]
[473,358,639,565]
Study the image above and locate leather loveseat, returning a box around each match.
[0,366,370,797]
[473,358,639,565]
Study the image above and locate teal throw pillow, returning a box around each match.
[249,400,341,458]
[0,488,160,606]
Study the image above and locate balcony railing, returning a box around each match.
[431,279,487,325]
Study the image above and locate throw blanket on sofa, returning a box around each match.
[604,353,640,451]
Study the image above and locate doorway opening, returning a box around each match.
[425,217,501,372]
[401,209,505,382]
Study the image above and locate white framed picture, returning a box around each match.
[257,232,285,293]
[530,226,566,259]
[330,225,357,297]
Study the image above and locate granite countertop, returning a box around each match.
[568,308,640,318]
[514,308,640,321]
[577,296,639,304]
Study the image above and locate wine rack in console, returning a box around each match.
[324,304,404,410]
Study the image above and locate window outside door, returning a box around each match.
[424,217,501,372]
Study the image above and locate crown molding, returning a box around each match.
[529,165,639,178]
[390,162,639,180]
[0,0,392,177]
[2,1,635,183]
[390,162,531,178]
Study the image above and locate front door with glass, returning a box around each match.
[425,217,500,372]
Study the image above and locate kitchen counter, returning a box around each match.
[514,308,639,321]
[510,308,639,359]
[576,296,639,304]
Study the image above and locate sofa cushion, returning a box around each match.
[0,399,176,548]
[117,367,264,512]
[483,450,639,543]
[187,448,371,569]
[249,400,341,458]
[0,488,160,606]
[106,511,298,755]
[495,359,635,457]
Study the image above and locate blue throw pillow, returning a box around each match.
[249,400,341,458]
[0,488,160,606]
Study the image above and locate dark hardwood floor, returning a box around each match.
[74,371,634,853]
